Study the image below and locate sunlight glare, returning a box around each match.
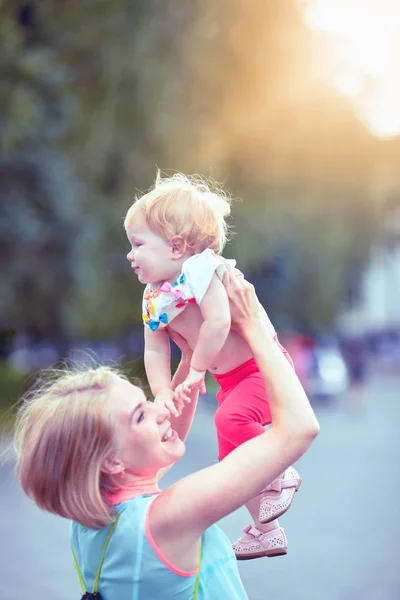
[333,72,363,99]
[302,0,400,138]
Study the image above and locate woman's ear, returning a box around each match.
[170,236,187,259]
[101,454,124,476]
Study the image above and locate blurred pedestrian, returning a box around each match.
[13,266,319,600]
[125,172,303,558]
[341,335,369,411]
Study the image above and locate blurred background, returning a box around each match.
[1,1,400,599]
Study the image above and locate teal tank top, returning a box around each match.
[70,495,248,600]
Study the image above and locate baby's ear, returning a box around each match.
[170,236,187,259]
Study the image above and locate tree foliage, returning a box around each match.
[0,0,385,344]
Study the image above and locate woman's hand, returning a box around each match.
[220,262,259,335]
[219,258,276,337]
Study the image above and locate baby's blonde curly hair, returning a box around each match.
[124,171,233,254]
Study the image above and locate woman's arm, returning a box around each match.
[151,269,320,557]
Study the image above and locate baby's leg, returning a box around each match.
[215,372,276,519]
[215,334,293,461]
[216,376,286,557]
[215,371,271,461]
[215,430,236,461]
[215,340,301,559]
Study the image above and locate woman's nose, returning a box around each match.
[155,403,169,422]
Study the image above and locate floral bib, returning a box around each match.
[142,249,229,331]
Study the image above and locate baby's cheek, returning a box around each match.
[136,249,145,263]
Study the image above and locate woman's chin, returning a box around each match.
[165,437,186,463]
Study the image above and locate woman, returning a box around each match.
[14,264,319,599]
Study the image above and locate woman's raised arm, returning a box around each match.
[150,265,319,555]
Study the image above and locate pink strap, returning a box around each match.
[264,477,298,492]
[243,524,262,538]
[242,525,273,548]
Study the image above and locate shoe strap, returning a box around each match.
[242,524,263,538]
[242,525,283,548]
[264,477,298,492]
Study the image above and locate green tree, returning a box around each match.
[0,0,385,347]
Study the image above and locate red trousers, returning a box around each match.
[213,335,294,461]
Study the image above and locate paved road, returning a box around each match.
[1,372,399,600]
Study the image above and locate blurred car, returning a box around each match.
[301,344,349,401]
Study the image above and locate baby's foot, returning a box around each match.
[233,525,287,560]
[259,466,302,524]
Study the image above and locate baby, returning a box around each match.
[124,172,302,559]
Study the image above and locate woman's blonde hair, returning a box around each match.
[124,171,233,254]
[13,365,125,529]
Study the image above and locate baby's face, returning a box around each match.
[126,219,179,285]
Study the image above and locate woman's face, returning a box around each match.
[106,376,185,476]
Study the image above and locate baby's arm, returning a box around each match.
[175,274,230,401]
[191,274,231,371]
[157,330,200,481]
[144,326,171,395]
[144,327,179,417]
[169,328,193,390]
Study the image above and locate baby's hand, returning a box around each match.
[154,388,180,418]
[174,368,207,405]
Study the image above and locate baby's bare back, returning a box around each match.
[170,302,253,374]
